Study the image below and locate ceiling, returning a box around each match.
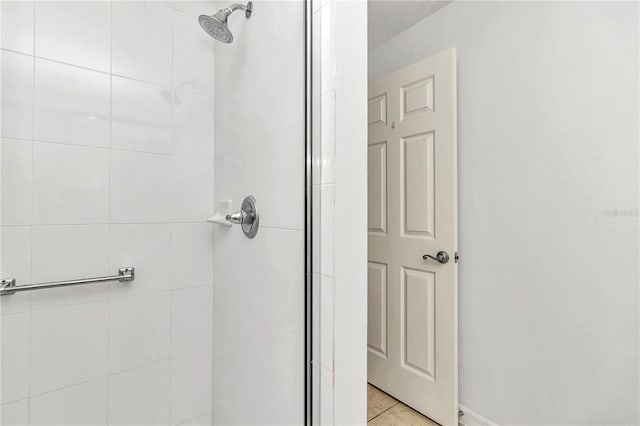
[368,1,452,49]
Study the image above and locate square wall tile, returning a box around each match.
[109,292,171,373]
[34,59,110,147]
[171,286,213,356]
[112,1,172,86]
[1,313,29,403]
[1,139,32,226]
[29,378,108,426]
[173,16,214,95]
[171,156,213,222]
[31,225,109,310]
[171,223,214,289]
[1,399,28,426]
[172,91,214,159]
[1,51,33,140]
[171,349,212,426]
[0,227,31,314]
[30,302,109,395]
[32,143,109,225]
[35,1,111,72]
[111,77,172,155]
[108,361,171,426]
[110,224,172,297]
[111,150,172,223]
[1,0,34,54]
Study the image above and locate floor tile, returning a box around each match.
[367,383,398,421]
[368,402,439,426]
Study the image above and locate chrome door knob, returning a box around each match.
[423,251,449,264]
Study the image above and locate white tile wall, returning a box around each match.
[312,1,367,424]
[171,286,213,356]
[1,50,33,140]
[109,292,171,373]
[171,349,212,426]
[0,2,215,425]
[109,224,172,297]
[111,76,172,154]
[29,378,108,426]
[0,1,34,55]
[112,1,173,86]
[33,59,111,147]
[32,143,110,225]
[172,90,214,159]
[1,313,30,404]
[173,16,214,95]
[171,156,214,222]
[0,399,28,426]
[0,227,32,315]
[29,301,109,395]
[30,225,110,310]
[108,361,171,426]
[311,3,336,424]
[331,1,368,423]
[34,1,111,72]
[110,150,172,223]
[1,140,32,226]
[171,223,214,289]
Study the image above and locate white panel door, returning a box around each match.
[367,48,458,426]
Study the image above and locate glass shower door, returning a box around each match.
[211,0,309,423]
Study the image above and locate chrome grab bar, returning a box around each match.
[0,267,135,296]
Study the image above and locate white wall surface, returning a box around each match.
[369,1,639,424]
[0,1,215,425]
[212,1,305,424]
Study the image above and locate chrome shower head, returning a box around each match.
[198,2,252,44]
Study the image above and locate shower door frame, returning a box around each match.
[304,0,313,424]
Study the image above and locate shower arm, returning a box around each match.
[223,3,253,19]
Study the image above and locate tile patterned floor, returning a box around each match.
[367,383,439,425]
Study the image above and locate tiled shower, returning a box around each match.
[0,0,307,424]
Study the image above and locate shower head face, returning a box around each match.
[198,13,233,43]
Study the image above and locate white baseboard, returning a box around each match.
[458,405,497,426]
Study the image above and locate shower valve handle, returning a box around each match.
[225,196,259,239]
[226,211,248,224]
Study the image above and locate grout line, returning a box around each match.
[27,137,215,161]
[367,401,400,424]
